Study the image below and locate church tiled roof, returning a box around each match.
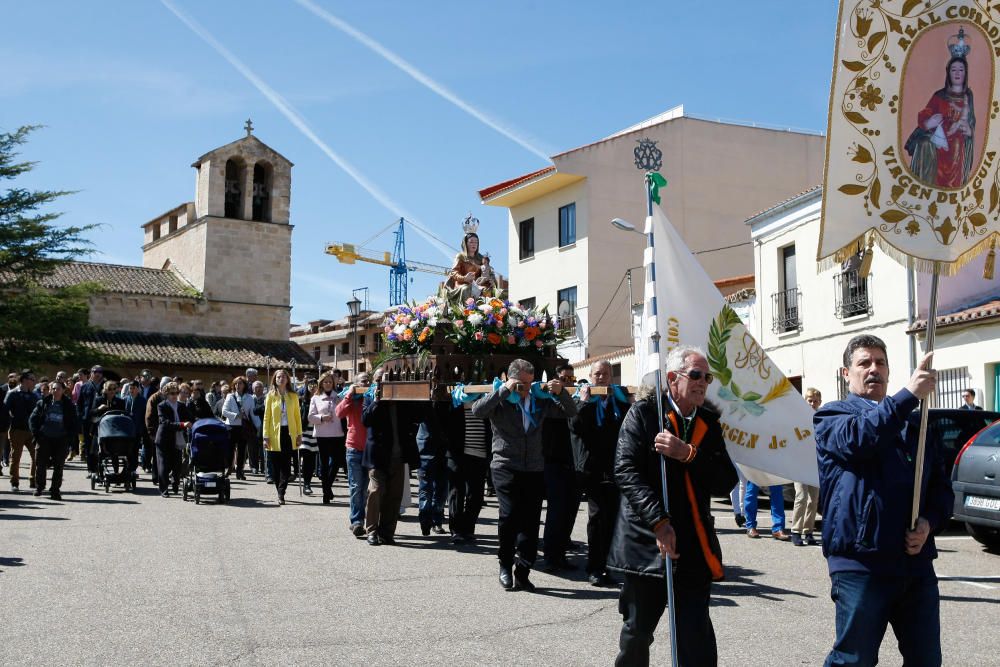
[41,261,198,298]
[83,330,314,368]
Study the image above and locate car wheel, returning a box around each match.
[966,522,1000,550]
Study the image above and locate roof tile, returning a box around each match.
[83,330,314,368]
[41,261,196,298]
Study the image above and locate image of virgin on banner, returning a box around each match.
[903,26,990,190]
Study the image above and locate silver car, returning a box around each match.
[952,419,1000,550]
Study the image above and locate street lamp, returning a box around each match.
[347,295,362,375]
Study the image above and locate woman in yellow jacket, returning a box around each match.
[262,369,302,505]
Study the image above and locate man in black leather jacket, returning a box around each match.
[607,346,736,667]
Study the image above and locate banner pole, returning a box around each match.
[646,173,679,667]
[911,263,940,530]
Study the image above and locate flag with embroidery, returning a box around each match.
[636,203,819,486]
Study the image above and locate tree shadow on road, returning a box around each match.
[710,565,817,606]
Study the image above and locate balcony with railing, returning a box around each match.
[833,269,872,319]
[772,287,801,333]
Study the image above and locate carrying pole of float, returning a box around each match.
[911,265,940,530]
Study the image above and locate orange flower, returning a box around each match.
[524,326,540,341]
[490,299,504,309]
[486,332,502,345]
[418,331,428,343]
[402,329,414,341]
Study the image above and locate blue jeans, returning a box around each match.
[418,454,448,531]
[743,480,785,532]
[346,448,369,527]
[825,571,941,666]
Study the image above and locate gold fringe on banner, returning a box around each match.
[817,231,1000,277]
[858,235,874,279]
[985,239,996,281]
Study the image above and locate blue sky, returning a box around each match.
[3,1,838,324]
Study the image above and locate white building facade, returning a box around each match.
[749,187,1000,410]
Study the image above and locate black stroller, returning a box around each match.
[183,418,233,504]
[94,410,138,492]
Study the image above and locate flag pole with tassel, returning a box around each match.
[636,138,678,667]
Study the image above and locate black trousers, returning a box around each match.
[248,432,262,472]
[542,462,580,564]
[492,465,544,571]
[447,453,488,536]
[316,436,345,498]
[230,427,248,474]
[155,444,183,493]
[34,436,68,493]
[616,572,716,667]
[271,427,293,496]
[585,480,620,575]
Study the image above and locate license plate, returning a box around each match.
[204,481,216,488]
[966,495,1000,511]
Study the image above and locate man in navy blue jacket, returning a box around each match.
[814,334,949,667]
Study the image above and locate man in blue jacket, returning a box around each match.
[814,334,949,667]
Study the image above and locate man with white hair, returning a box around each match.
[472,358,578,593]
[608,346,737,666]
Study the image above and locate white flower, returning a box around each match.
[428,317,438,327]
[468,313,484,326]
[393,324,406,335]
[408,320,418,329]
[507,316,519,328]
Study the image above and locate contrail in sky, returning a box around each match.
[159,0,456,260]
[293,0,553,163]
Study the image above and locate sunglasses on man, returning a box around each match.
[675,369,714,384]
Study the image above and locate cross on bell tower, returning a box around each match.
[244,118,254,137]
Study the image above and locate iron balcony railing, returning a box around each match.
[772,287,801,333]
[833,269,872,319]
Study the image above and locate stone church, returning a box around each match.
[39,123,313,381]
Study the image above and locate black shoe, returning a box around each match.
[278,494,286,505]
[432,525,446,535]
[806,533,819,546]
[450,534,467,545]
[161,491,169,498]
[499,566,513,590]
[513,570,536,593]
[380,534,396,546]
[735,514,746,528]
[322,495,331,504]
[50,490,61,501]
[367,532,380,546]
[421,525,431,536]
[588,573,603,587]
[351,523,366,537]
[303,485,313,495]
[33,488,43,497]
[791,533,805,547]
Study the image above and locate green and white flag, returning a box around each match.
[637,202,819,486]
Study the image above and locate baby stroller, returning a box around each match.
[94,410,138,493]
[183,418,233,504]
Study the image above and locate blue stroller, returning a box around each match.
[94,411,138,492]
[183,418,233,504]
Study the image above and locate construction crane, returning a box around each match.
[325,218,452,305]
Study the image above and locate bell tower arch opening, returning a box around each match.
[252,161,273,222]
[224,158,246,219]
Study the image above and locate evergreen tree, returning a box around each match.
[0,125,106,369]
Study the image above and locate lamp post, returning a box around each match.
[347,295,362,376]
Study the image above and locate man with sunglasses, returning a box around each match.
[608,346,737,667]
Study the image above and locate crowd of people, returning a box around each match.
[3,331,952,666]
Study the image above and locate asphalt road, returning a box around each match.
[2,456,998,666]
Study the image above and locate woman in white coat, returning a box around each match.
[221,376,254,480]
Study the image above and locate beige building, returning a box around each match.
[290,311,387,382]
[749,186,1000,410]
[35,124,313,381]
[478,105,825,362]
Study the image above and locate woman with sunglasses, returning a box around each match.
[262,369,302,505]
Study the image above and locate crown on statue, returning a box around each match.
[948,27,971,59]
[462,213,480,234]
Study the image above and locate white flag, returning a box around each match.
[636,204,819,487]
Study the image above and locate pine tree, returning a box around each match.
[0,125,106,369]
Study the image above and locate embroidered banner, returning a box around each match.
[819,0,1000,273]
[637,204,819,486]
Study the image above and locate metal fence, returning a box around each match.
[833,269,872,319]
[930,366,970,409]
[771,287,801,333]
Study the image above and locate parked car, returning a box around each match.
[908,408,1000,478]
[951,419,1000,549]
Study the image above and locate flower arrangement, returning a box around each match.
[449,296,563,354]
[382,296,447,355]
